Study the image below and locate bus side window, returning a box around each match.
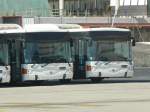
[88,39,93,47]
[22,42,26,49]
[70,39,73,47]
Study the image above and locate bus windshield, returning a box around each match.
[87,40,131,61]
[23,41,71,64]
[0,42,9,65]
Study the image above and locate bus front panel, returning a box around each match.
[86,40,134,79]
[21,40,73,81]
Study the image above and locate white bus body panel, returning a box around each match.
[86,61,134,78]
[21,63,73,81]
[0,66,11,83]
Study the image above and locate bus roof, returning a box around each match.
[67,28,90,40]
[24,24,85,41]
[89,27,131,40]
[0,24,22,30]
[90,27,130,32]
[24,24,82,32]
[0,24,24,34]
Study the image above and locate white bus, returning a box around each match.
[0,24,135,84]
[21,24,82,82]
[38,27,134,83]
[0,24,24,83]
[86,28,134,82]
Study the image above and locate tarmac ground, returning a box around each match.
[0,68,150,112]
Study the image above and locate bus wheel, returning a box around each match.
[90,78,103,83]
[59,79,71,84]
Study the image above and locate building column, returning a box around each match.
[59,0,64,16]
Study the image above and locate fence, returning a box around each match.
[0,7,148,17]
[0,8,108,17]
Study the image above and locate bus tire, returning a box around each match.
[90,78,103,83]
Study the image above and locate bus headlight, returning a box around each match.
[21,68,28,75]
[86,65,92,71]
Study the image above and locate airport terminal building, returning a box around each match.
[0,0,149,17]
[0,0,110,17]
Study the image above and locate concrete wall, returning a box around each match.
[29,17,150,24]
[133,42,150,67]
[0,0,49,16]
[111,6,147,17]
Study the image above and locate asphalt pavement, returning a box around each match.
[0,68,150,112]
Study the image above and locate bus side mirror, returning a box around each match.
[132,39,136,46]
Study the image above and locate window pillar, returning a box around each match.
[59,0,64,16]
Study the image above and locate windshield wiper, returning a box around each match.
[93,55,109,65]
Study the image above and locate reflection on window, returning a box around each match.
[87,40,131,61]
[24,41,71,64]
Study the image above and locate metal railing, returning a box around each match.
[0,8,148,18]
[0,8,110,17]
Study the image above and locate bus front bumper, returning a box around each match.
[86,70,134,78]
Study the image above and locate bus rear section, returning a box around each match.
[21,25,73,82]
[86,28,134,82]
[0,40,10,83]
[0,24,24,84]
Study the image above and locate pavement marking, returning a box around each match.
[0,98,150,109]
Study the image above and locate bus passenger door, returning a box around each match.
[9,40,22,83]
[73,40,87,79]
